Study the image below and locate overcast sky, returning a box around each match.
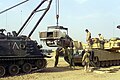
[0,0,120,46]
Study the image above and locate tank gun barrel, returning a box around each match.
[0,0,29,15]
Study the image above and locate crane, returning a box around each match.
[0,0,29,14]
[17,0,52,38]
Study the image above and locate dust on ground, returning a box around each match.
[1,57,120,80]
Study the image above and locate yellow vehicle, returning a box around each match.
[72,37,120,67]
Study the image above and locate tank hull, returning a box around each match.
[0,37,49,77]
[64,49,120,67]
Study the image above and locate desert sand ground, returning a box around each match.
[1,57,120,80]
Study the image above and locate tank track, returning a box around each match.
[93,59,120,67]
[0,57,47,77]
[64,56,120,67]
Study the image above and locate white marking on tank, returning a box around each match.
[12,42,19,49]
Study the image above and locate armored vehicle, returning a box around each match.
[0,0,52,77]
[70,37,120,67]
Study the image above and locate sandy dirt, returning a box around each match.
[1,57,120,80]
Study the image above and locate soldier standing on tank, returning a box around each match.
[82,49,90,72]
[54,47,64,67]
[85,29,92,48]
[98,33,105,49]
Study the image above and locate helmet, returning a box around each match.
[98,33,101,35]
[85,29,88,32]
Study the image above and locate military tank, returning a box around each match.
[0,0,52,77]
[68,36,120,67]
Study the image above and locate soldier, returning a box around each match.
[54,47,64,67]
[98,33,105,49]
[82,49,90,72]
[98,33,104,41]
[68,47,75,68]
[85,29,92,48]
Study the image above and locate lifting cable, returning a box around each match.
[56,0,59,26]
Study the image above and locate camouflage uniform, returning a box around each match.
[85,29,92,48]
[54,47,64,67]
[68,48,74,68]
[82,50,90,72]
[98,34,105,49]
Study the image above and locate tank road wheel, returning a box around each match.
[94,57,100,67]
[0,66,5,77]
[116,60,119,65]
[119,60,120,65]
[95,61,100,67]
[109,61,113,66]
[100,62,105,67]
[105,61,109,67]
[35,60,43,69]
[113,61,117,66]
[22,63,32,73]
[42,59,47,68]
[9,64,19,75]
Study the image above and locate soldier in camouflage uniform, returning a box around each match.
[98,33,105,49]
[85,29,92,48]
[82,49,90,72]
[54,47,64,67]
